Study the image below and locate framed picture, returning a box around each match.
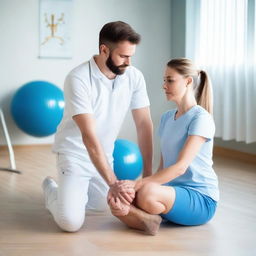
[39,0,73,59]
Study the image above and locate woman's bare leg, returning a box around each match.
[114,204,162,235]
[109,182,175,235]
[135,182,176,215]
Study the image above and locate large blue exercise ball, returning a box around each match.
[113,139,143,180]
[11,80,64,137]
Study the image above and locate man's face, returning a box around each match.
[105,41,136,75]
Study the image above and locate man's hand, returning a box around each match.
[108,196,130,216]
[107,180,135,205]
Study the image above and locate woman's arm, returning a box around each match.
[136,135,207,189]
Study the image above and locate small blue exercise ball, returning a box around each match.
[11,80,64,137]
[113,139,143,180]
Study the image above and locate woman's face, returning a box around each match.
[162,67,189,102]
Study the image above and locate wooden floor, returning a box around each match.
[0,145,255,256]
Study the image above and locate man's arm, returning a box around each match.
[73,113,117,185]
[73,113,135,204]
[157,155,163,172]
[132,107,153,177]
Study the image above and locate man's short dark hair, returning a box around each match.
[99,21,141,47]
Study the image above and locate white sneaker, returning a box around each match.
[42,176,58,210]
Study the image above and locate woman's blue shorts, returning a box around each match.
[161,186,217,226]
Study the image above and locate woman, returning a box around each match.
[108,58,219,235]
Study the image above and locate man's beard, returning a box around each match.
[106,54,128,75]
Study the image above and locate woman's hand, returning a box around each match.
[117,179,146,192]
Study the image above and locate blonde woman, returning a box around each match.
[108,58,219,235]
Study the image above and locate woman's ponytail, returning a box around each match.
[195,70,213,115]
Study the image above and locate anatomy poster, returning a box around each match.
[39,0,73,58]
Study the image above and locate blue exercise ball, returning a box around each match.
[113,139,143,180]
[11,80,64,137]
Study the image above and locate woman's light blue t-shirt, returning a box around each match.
[158,105,219,201]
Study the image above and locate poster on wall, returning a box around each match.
[39,0,73,59]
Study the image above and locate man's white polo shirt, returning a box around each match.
[52,56,150,165]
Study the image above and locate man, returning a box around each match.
[42,21,153,232]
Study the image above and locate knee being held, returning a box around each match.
[136,182,159,211]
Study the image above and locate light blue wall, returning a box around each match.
[0,0,171,155]
[2,0,253,156]
[170,0,186,58]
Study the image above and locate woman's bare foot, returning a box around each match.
[141,212,162,235]
[111,204,162,236]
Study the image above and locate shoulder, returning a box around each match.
[188,106,215,138]
[64,61,91,89]
[68,61,90,79]
[125,66,144,80]
[191,106,214,124]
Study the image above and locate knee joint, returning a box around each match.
[55,214,84,232]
